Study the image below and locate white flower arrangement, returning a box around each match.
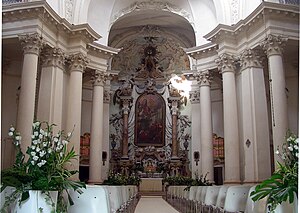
[1,121,86,213]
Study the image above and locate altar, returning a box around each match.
[139,178,163,192]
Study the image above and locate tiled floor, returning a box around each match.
[135,196,179,213]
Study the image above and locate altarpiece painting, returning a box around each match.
[135,93,165,146]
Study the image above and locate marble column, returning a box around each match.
[168,95,181,159]
[189,89,201,178]
[261,34,288,164]
[17,33,43,152]
[215,53,240,183]
[89,70,106,184]
[197,70,214,182]
[239,49,271,183]
[66,53,88,175]
[121,98,132,160]
[37,47,65,130]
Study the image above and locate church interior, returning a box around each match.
[1,0,299,212]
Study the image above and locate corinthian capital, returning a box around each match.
[194,70,212,86]
[41,47,66,69]
[215,53,236,73]
[68,52,89,72]
[261,34,287,57]
[239,49,262,70]
[91,70,108,86]
[19,33,43,55]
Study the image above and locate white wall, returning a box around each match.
[81,87,93,134]
[189,0,218,45]
[1,61,22,169]
[286,75,299,135]
[87,0,115,45]
[211,88,224,137]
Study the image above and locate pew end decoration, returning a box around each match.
[1,121,86,213]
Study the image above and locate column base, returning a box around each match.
[88,179,103,184]
[242,180,265,184]
[224,180,241,184]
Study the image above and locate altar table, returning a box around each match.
[139,178,163,192]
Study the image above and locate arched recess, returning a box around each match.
[108,10,196,48]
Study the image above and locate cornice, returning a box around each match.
[204,2,299,43]
[185,42,218,60]
[2,1,101,43]
[87,42,120,59]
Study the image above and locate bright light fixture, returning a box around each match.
[169,74,192,98]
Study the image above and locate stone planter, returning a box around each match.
[12,190,58,213]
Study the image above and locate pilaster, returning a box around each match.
[37,47,66,129]
[239,49,271,182]
[189,89,201,177]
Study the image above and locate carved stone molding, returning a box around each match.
[239,49,263,70]
[19,33,43,56]
[91,70,108,87]
[215,53,236,73]
[68,53,89,72]
[41,47,66,69]
[110,0,194,27]
[261,34,288,57]
[189,90,200,104]
[195,70,213,87]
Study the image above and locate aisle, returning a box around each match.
[135,196,179,213]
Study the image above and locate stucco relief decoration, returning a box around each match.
[189,90,200,104]
[230,0,239,24]
[110,0,194,27]
[65,0,74,22]
[111,35,190,78]
[104,89,111,103]
[109,112,123,150]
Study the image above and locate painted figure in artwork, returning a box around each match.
[135,93,165,146]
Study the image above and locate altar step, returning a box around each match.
[139,191,166,197]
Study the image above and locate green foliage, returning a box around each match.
[1,121,86,213]
[162,173,211,187]
[102,172,141,186]
[251,133,298,212]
